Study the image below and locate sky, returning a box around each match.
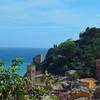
[0,0,100,48]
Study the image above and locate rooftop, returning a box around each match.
[79,78,97,83]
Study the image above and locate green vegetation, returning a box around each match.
[41,27,100,78]
[72,74,80,80]
[0,58,30,100]
[0,59,58,100]
[28,70,59,100]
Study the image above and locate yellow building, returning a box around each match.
[79,78,96,89]
[89,80,94,88]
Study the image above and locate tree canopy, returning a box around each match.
[41,27,100,78]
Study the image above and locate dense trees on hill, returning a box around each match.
[41,27,100,78]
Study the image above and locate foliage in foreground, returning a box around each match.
[0,59,59,100]
[0,58,30,100]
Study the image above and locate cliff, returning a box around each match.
[41,27,100,78]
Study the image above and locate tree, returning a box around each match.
[41,27,100,78]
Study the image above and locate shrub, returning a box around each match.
[72,74,80,80]
[0,58,29,100]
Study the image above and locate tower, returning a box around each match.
[27,64,36,86]
[96,59,100,80]
[26,54,44,86]
[32,54,44,64]
[32,54,44,70]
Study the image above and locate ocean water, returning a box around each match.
[0,48,48,76]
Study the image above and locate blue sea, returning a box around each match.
[0,48,48,76]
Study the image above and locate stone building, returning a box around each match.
[26,54,44,86]
[79,31,85,40]
[33,54,44,65]
[27,64,36,86]
[0,58,2,62]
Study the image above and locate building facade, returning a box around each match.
[96,59,100,80]
[27,64,36,86]
[32,54,44,64]
[27,54,44,86]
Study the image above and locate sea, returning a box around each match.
[0,48,48,76]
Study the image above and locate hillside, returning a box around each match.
[41,27,100,78]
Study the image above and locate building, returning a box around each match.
[27,64,36,86]
[0,58,2,62]
[26,54,44,86]
[93,85,100,100]
[79,31,85,40]
[32,54,44,65]
[96,59,100,80]
[79,78,97,89]
[69,91,90,100]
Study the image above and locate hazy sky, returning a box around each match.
[0,0,100,48]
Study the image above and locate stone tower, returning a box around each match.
[33,54,44,64]
[26,54,44,85]
[27,64,36,86]
[32,54,44,71]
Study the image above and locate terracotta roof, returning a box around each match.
[69,91,90,99]
[79,78,97,83]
